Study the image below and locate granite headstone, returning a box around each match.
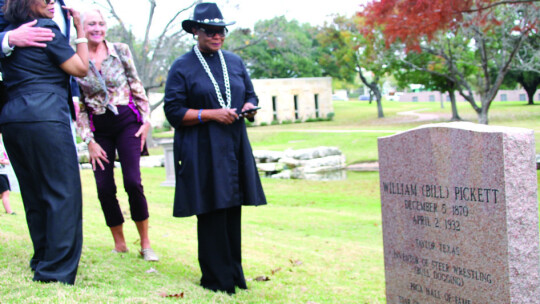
[378,122,539,304]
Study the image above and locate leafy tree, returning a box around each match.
[503,32,540,104]
[317,15,391,118]
[355,30,393,118]
[396,30,482,121]
[504,71,540,104]
[360,0,539,51]
[361,0,539,124]
[316,16,358,83]
[225,17,323,78]
[394,50,464,121]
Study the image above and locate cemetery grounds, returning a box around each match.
[0,99,539,303]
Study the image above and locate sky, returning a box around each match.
[69,0,368,39]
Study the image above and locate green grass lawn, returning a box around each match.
[0,99,539,303]
[247,100,540,163]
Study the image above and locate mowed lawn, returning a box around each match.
[0,99,539,303]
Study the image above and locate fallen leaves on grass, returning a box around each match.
[159,292,184,298]
[290,259,303,266]
[254,276,270,281]
[252,259,302,283]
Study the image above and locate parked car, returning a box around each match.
[332,94,348,101]
[358,95,370,101]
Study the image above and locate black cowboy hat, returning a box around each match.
[182,2,236,33]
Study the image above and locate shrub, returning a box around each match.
[327,112,335,121]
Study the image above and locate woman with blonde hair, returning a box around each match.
[76,8,158,261]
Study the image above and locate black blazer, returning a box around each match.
[0,0,79,119]
[0,19,75,125]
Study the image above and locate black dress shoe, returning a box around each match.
[201,283,236,295]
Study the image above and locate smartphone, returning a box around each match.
[239,106,261,116]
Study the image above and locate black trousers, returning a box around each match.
[197,206,247,294]
[2,122,83,285]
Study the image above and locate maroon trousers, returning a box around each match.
[92,106,148,227]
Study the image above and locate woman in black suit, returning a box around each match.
[0,0,88,285]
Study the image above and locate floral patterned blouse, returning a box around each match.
[76,40,150,142]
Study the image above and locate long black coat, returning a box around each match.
[164,48,267,217]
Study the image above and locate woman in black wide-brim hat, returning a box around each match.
[164,2,267,295]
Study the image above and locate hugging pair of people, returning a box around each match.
[1,1,266,295]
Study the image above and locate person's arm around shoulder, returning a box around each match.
[0,20,55,57]
[59,7,88,77]
[5,20,55,48]
[0,0,54,57]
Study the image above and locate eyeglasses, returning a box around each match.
[198,27,228,38]
[43,0,55,4]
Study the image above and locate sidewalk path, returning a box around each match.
[347,162,379,172]
[276,129,398,133]
[397,108,446,122]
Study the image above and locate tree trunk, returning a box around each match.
[357,68,384,118]
[374,88,384,118]
[523,84,537,105]
[448,90,462,121]
[478,107,489,124]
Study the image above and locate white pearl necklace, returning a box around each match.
[193,45,231,109]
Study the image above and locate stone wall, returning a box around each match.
[254,146,346,180]
[398,89,538,103]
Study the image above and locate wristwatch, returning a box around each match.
[85,137,95,145]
